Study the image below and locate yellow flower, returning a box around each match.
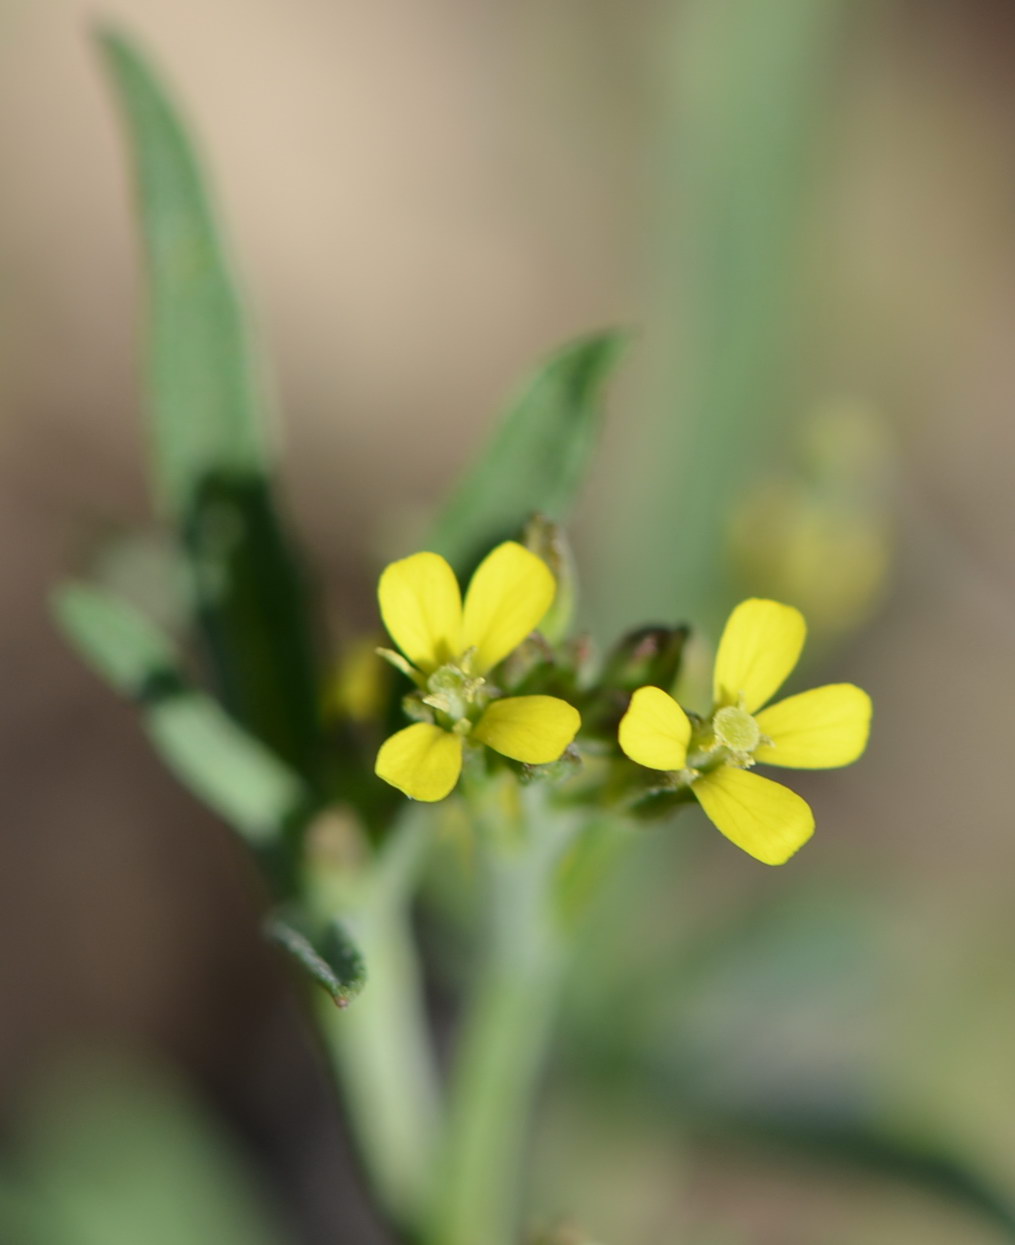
[374,542,581,801]
[618,599,871,865]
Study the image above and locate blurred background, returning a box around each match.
[2,1,1015,1242]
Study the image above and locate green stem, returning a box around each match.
[315,809,441,1234]
[426,785,579,1245]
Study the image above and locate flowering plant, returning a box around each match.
[40,25,974,1245]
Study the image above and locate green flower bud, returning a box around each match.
[598,624,688,694]
[523,513,576,644]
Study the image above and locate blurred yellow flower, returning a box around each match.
[325,634,389,724]
[375,542,580,801]
[618,599,871,865]
[728,401,894,642]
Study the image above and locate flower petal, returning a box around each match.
[713,598,806,712]
[472,695,579,765]
[618,685,691,771]
[693,766,814,865]
[461,542,555,674]
[754,683,872,769]
[375,723,463,801]
[378,552,462,674]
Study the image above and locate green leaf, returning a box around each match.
[97,28,323,780]
[52,583,310,859]
[690,1107,1015,1239]
[430,330,627,574]
[598,0,848,633]
[53,580,178,697]
[266,914,367,1008]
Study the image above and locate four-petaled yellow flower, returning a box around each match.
[618,599,872,865]
[375,542,581,801]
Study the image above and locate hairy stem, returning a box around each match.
[315,809,441,1234]
[426,784,579,1245]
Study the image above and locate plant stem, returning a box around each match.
[315,808,441,1234]
[426,785,578,1245]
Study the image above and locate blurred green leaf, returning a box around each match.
[599,0,848,632]
[430,330,626,574]
[0,1055,289,1245]
[689,1106,1015,1240]
[54,580,178,695]
[53,583,311,860]
[97,28,323,780]
[266,913,367,1008]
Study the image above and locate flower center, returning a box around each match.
[423,663,487,725]
[712,704,761,754]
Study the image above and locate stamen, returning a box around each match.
[425,663,487,723]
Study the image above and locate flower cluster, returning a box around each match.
[374,542,580,802]
[372,542,871,865]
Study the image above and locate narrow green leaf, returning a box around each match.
[266,914,367,1008]
[97,28,323,779]
[691,1107,1015,1239]
[97,28,266,511]
[430,330,627,573]
[599,0,848,632]
[53,583,310,856]
[146,698,309,852]
[53,580,178,697]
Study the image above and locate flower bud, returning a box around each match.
[523,514,576,644]
[598,624,688,695]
